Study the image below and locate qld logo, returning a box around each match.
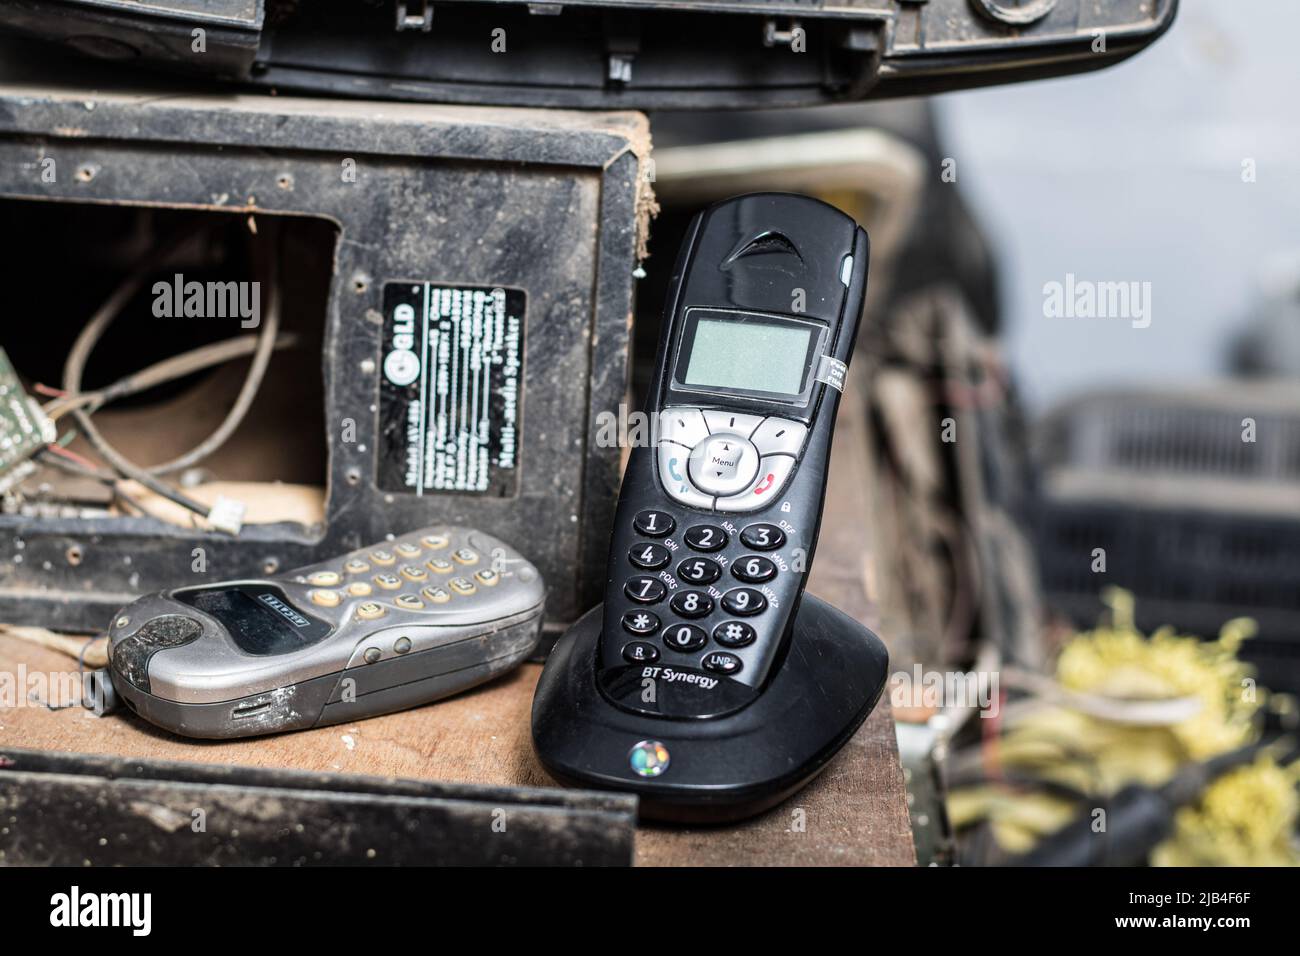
[385,302,422,386]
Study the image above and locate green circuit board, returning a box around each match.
[0,346,55,478]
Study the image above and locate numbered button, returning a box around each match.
[395,594,424,610]
[453,548,479,565]
[702,651,743,675]
[670,590,713,619]
[721,588,767,616]
[740,523,785,551]
[427,557,454,574]
[623,641,660,664]
[713,621,756,648]
[369,549,396,566]
[373,573,402,590]
[732,555,777,583]
[625,576,667,604]
[307,571,342,587]
[628,542,671,571]
[662,623,707,652]
[399,565,428,582]
[421,585,451,604]
[622,610,661,635]
[421,534,450,549]
[683,524,727,552]
[309,589,341,607]
[449,577,477,596]
[356,602,386,621]
[474,569,499,587]
[344,558,370,574]
[395,542,422,559]
[677,557,721,585]
[633,509,675,537]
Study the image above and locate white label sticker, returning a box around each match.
[815,354,847,393]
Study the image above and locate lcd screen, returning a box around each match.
[681,317,815,396]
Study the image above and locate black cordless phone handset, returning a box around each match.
[598,193,869,719]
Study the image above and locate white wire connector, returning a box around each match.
[207,495,246,535]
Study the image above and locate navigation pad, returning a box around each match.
[655,405,807,512]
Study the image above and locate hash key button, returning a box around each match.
[702,652,743,675]
[714,621,756,648]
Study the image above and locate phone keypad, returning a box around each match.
[617,506,789,676]
[297,530,519,622]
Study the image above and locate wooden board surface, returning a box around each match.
[0,639,911,866]
[0,372,915,866]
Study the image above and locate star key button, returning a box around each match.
[622,610,661,636]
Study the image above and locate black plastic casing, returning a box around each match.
[597,193,869,718]
[534,594,889,822]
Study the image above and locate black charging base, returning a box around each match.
[531,594,890,823]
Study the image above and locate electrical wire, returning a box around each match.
[58,220,283,519]
[43,331,301,422]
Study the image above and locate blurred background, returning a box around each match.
[942,0,1300,408]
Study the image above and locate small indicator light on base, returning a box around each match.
[629,740,670,777]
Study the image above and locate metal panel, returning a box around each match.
[0,84,650,632]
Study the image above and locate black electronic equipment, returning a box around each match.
[532,193,889,820]
[0,0,1179,110]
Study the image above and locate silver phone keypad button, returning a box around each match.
[715,454,797,512]
[687,433,760,496]
[657,444,714,508]
[701,410,764,438]
[658,406,710,447]
[750,416,808,457]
